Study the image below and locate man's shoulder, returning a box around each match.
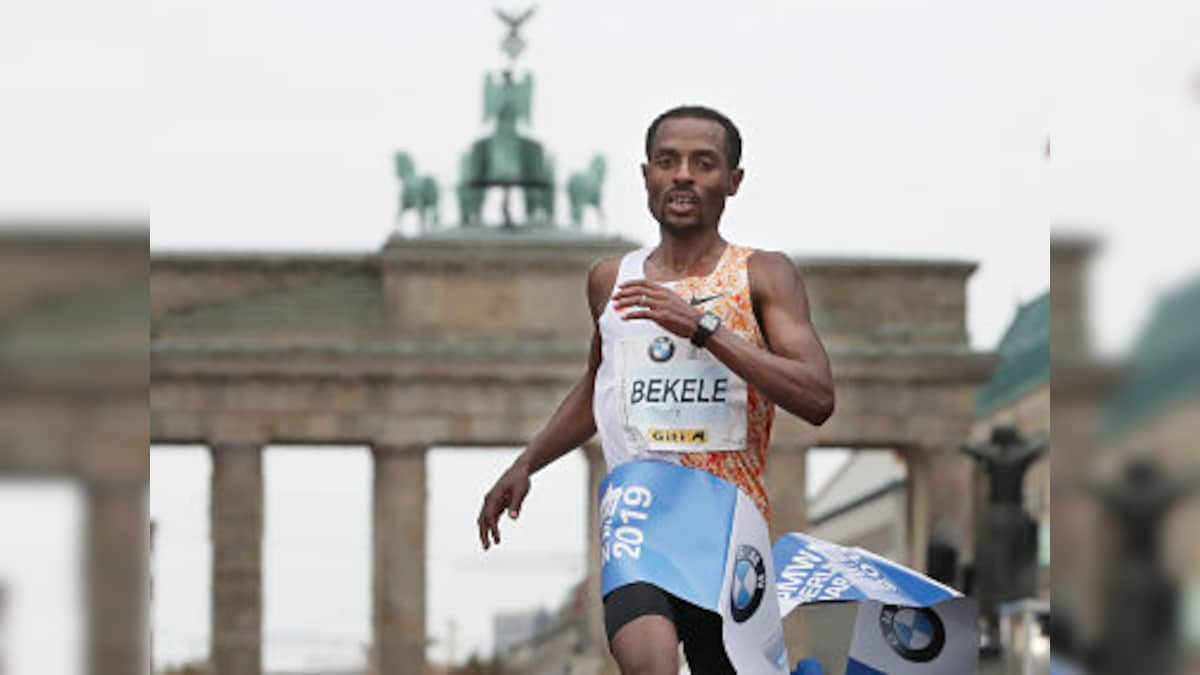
[586,255,623,318]
[588,254,623,291]
[589,254,623,277]
[745,249,799,286]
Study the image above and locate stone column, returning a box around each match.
[582,442,614,672]
[372,445,426,675]
[210,443,264,675]
[908,446,974,581]
[906,453,931,573]
[87,481,148,675]
[766,445,809,667]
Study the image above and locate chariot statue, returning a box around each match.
[455,6,557,227]
[458,68,555,227]
[394,5,609,234]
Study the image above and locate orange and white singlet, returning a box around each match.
[592,243,776,517]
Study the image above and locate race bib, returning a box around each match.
[617,334,748,452]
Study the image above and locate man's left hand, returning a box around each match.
[612,279,703,339]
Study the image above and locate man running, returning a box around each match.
[478,105,835,674]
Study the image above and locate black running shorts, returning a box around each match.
[603,581,735,674]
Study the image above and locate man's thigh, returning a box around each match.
[604,582,737,674]
[605,582,679,674]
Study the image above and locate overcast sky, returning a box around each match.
[1,3,1195,348]
[153,0,1061,349]
[3,0,1199,672]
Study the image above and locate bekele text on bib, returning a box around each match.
[617,334,748,452]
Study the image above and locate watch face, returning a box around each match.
[701,313,721,331]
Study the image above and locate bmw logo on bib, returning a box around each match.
[731,545,766,622]
[648,336,675,363]
[879,605,946,663]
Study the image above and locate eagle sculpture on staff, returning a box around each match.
[495,5,537,61]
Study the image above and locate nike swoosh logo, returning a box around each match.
[688,292,727,306]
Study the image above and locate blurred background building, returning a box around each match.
[0,227,149,675]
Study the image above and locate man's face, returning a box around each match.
[642,117,744,232]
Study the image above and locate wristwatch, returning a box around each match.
[691,311,722,348]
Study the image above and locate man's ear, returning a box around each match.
[641,162,651,188]
[728,168,745,196]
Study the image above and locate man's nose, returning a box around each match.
[672,160,694,184]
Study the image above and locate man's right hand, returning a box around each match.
[474,257,615,552]
[477,459,531,551]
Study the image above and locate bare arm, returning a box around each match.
[709,251,834,424]
[476,256,619,550]
[612,250,834,425]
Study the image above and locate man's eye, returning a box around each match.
[656,158,674,168]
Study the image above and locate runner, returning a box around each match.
[478,105,835,674]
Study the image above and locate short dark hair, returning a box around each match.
[645,105,742,169]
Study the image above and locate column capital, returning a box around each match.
[371,442,428,457]
[208,440,265,453]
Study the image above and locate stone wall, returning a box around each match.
[799,259,974,348]
[1,228,149,675]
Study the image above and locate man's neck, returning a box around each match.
[652,227,727,277]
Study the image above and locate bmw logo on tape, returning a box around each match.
[879,605,946,662]
[731,545,766,622]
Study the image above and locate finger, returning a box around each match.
[489,517,502,546]
[613,296,653,310]
[478,512,491,550]
[614,282,662,297]
[613,282,660,299]
[611,289,646,303]
[613,287,667,304]
[509,481,529,519]
[620,309,655,322]
[479,493,505,549]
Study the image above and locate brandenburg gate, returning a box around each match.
[150,231,994,674]
[148,8,993,673]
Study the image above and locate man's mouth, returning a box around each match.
[665,192,699,214]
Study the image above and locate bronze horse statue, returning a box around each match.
[567,155,606,230]
[394,152,440,233]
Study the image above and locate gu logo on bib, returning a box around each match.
[731,545,766,622]
[878,605,946,662]
[648,428,708,444]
